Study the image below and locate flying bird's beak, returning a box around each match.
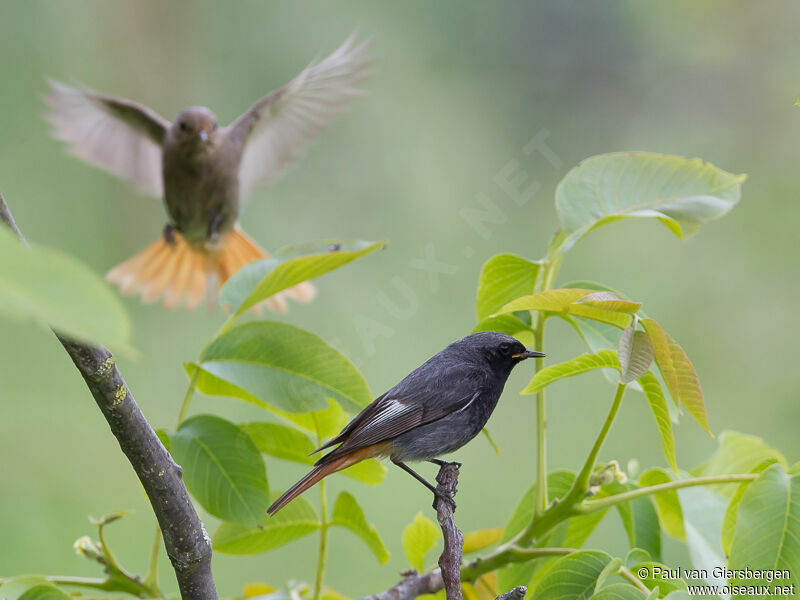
[513,349,546,360]
[198,130,208,142]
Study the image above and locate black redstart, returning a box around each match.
[45,35,368,311]
[267,331,544,514]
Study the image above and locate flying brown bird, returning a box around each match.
[45,35,368,311]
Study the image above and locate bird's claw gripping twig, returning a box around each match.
[163,223,176,245]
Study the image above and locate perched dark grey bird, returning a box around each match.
[267,331,544,515]
[45,35,368,311]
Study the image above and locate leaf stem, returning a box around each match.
[574,473,758,514]
[575,383,626,492]
[618,566,651,594]
[313,478,329,600]
[176,369,200,428]
[461,547,575,581]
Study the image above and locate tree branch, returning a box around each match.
[0,192,218,600]
[435,463,464,600]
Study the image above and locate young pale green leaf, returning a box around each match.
[522,349,619,394]
[213,493,319,555]
[577,292,642,314]
[691,431,787,497]
[555,152,745,250]
[678,487,728,588]
[169,414,269,526]
[728,464,800,592]
[606,482,661,561]
[494,288,634,329]
[0,227,132,352]
[640,320,679,406]
[475,253,542,321]
[196,321,371,413]
[472,314,535,347]
[339,459,387,485]
[221,240,384,316]
[720,458,779,556]
[17,586,73,600]
[618,327,654,385]
[268,397,349,439]
[589,583,647,600]
[331,491,390,563]
[531,550,612,600]
[637,373,677,474]
[462,528,503,555]
[402,512,440,572]
[638,468,684,539]
[628,562,688,595]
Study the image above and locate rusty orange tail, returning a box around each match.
[106,226,316,312]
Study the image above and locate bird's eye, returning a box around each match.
[179,121,188,131]
[499,343,511,356]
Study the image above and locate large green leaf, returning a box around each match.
[402,512,440,572]
[220,240,384,316]
[475,253,542,321]
[472,314,535,347]
[242,422,386,485]
[628,562,688,595]
[555,152,745,250]
[608,483,661,561]
[637,373,677,474]
[0,578,55,600]
[17,586,72,600]
[194,321,371,413]
[617,326,653,385]
[0,227,131,352]
[590,583,646,600]
[691,431,787,497]
[522,350,619,394]
[728,464,800,594]
[678,487,728,589]
[494,289,636,329]
[169,415,269,526]
[721,459,778,556]
[331,491,389,563]
[268,397,349,439]
[531,550,612,600]
[213,493,319,555]
[638,469,683,539]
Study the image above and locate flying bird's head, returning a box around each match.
[171,107,218,147]
[454,331,545,376]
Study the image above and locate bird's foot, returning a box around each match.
[163,223,176,245]
[429,458,462,468]
[206,212,223,241]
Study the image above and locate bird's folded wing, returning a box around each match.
[228,33,370,198]
[45,80,169,197]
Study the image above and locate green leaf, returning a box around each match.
[482,428,500,455]
[169,415,269,526]
[242,422,385,485]
[195,321,371,413]
[331,491,389,564]
[637,373,677,474]
[623,549,650,569]
[221,240,384,316]
[0,227,132,352]
[463,528,503,555]
[532,550,612,600]
[594,557,623,591]
[494,289,634,329]
[523,350,619,394]
[472,314,535,347]
[269,397,349,439]
[678,487,728,588]
[18,586,72,600]
[607,483,661,561]
[629,562,688,595]
[0,578,56,600]
[402,512,440,572]
[721,459,779,556]
[475,253,542,321]
[590,583,646,600]
[213,493,319,554]
[638,469,684,539]
[555,152,745,250]
[640,320,679,407]
[728,464,800,592]
[617,326,653,385]
[691,431,787,496]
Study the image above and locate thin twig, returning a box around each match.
[435,463,464,600]
[495,586,526,600]
[0,192,218,600]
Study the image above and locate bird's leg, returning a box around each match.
[206,211,223,242]
[393,459,457,511]
[163,223,176,245]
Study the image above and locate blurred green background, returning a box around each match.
[1,1,799,596]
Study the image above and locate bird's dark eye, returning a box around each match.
[499,343,511,356]
[179,121,188,131]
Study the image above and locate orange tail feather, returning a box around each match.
[106,226,317,312]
